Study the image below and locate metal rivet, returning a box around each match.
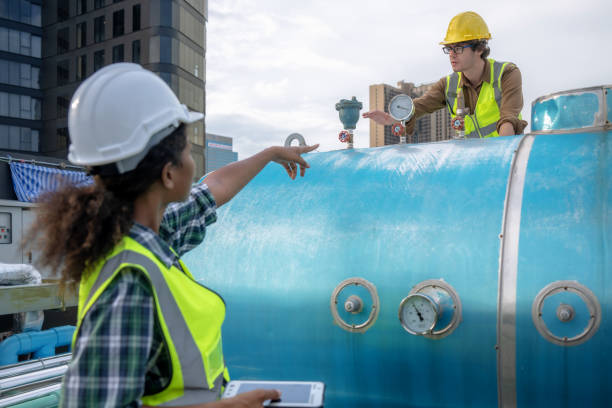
[499,233,503,238]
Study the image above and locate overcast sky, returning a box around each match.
[205,0,612,158]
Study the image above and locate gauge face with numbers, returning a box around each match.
[399,293,439,335]
[388,94,415,121]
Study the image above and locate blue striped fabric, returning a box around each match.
[9,161,93,202]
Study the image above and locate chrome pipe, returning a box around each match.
[0,365,66,393]
[0,382,61,408]
[0,353,71,379]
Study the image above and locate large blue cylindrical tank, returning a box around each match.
[183,88,611,408]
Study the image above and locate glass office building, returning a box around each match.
[0,0,43,152]
[37,0,207,172]
[205,133,238,173]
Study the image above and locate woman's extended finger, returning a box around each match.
[282,162,292,178]
[298,144,319,154]
[289,162,297,179]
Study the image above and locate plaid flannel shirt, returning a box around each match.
[60,183,217,408]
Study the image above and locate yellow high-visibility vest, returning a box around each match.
[74,236,229,406]
[445,58,519,138]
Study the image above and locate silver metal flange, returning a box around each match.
[406,279,462,339]
[330,277,379,333]
[284,133,306,147]
[532,280,601,346]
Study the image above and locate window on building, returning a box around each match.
[8,29,19,53]
[19,62,31,87]
[57,96,70,118]
[19,0,31,24]
[94,0,104,9]
[57,27,69,54]
[132,4,141,31]
[8,59,19,85]
[0,61,39,89]
[132,40,140,64]
[57,60,69,86]
[57,0,69,21]
[112,44,124,63]
[31,4,41,26]
[0,28,7,51]
[76,22,86,48]
[0,92,8,116]
[32,66,39,89]
[57,128,69,149]
[93,49,105,71]
[76,55,87,80]
[9,93,19,117]
[0,60,7,84]
[31,35,41,57]
[20,31,31,55]
[77,0,87,15]
[113,10,125,37]
[94,16,105,42]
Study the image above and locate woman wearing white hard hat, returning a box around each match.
[29,63,317,407]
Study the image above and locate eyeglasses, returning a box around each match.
[442,44,474,54]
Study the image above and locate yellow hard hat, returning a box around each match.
[440,11,492,45]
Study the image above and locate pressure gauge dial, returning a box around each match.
[399,293,439,335]
[388,94,415,121]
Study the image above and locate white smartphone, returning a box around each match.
[221,380,325,407]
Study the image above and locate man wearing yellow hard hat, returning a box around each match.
[364,11,527,138]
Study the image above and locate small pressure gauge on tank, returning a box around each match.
[398,279,462,339]
[388,94,415,122]
[399,293,439,335]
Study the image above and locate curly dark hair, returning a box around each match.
[471,39,490,60]
[26,125,187,291]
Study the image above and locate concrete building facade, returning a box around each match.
[205,133,237,173]
[0,0,43,153]
[369,80,453,147]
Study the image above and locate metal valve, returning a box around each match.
[344,295,363,314]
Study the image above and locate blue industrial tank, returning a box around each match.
[183,86,611,408]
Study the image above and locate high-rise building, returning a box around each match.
[0,0,43,153]
[205,133,237,173]
[369,80,453,147]
[0,0,208,176]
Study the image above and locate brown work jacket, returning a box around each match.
[406,59,528,135]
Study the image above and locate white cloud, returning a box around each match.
[206,0,612,158]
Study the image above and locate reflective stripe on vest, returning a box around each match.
[445,59,508,138]
[75,238,227,407]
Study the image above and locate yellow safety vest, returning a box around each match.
[74,236,229,406]
[445,58,518,138]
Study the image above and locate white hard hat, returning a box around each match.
[68,63,203,173]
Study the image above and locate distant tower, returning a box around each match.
[368,80,453,147]
[205,133,238,173]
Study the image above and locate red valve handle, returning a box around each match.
[451,116,465,131]
[391,122,405,137]
[338,130,351,143]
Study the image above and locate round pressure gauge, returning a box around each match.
[399,293,439,335]
[388,94,415,122]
